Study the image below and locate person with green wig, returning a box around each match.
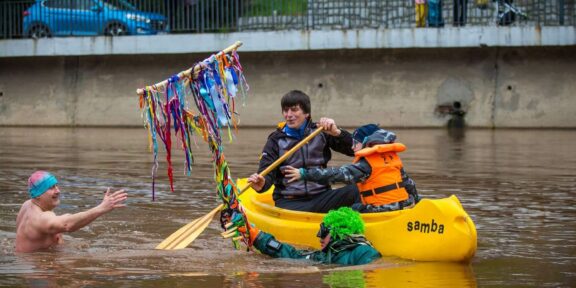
[234,207,381,265]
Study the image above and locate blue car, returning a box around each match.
[23,0,168,38]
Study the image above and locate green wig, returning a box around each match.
[322,207,365,241]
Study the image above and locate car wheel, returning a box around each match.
[105,23,127,36]
[29,24,51,39]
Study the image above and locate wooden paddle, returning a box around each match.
[156,126,325,250]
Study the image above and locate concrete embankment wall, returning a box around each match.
[0,46,575,128]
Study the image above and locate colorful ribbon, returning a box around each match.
[138,46,253,248]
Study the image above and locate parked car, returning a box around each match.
[23,0,168,38]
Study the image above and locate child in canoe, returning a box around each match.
[284,124,419,213]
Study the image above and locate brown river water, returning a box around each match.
[0,127,574,287]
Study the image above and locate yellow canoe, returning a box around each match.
[237,178,477,262]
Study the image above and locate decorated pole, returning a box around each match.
[136,41,243,96]
[138,41,253,249]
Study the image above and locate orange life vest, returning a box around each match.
[353,143,409,206]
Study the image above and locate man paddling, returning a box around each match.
[15,171,127,253]
[247,90,359,213]
[230,207,381,265]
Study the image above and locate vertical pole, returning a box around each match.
[310,0,314,29]
[559,0,565,25]
[235,0,239,31]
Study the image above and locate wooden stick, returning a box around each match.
[136,41,243,95]
[155,204,223,250]
[155,127,325,250]
[236,127,324,196]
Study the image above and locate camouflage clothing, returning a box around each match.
[253,232,381,266]
[302,159,419,213]
[301,128,420,213]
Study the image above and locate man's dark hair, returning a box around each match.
[281,90,311,114]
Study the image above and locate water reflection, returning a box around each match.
[324,262,476,288]
[0,127,575,287]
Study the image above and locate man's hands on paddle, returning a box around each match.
[247,174,265,192]
[249,119,338,191]
[98,188,127,213]
[284,166,302,183]
[318,117,341,136]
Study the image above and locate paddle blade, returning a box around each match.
[155,217,202,250]
[156,204,223,250]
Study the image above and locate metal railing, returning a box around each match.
[1,0,574,40]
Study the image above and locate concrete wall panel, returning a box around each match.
[494,47,576,127]
[0,46,574,128]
